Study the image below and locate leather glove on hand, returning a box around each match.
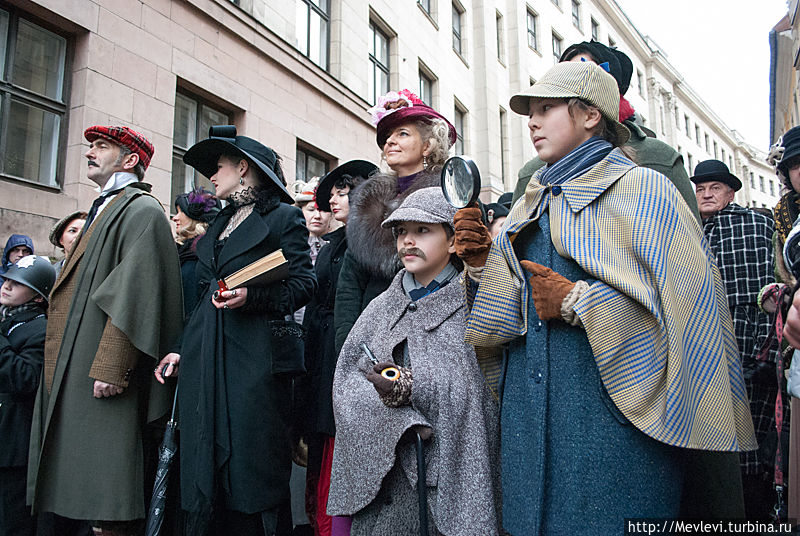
[520,260,576,322]
[366,362,413,408]
[454,205,492,268]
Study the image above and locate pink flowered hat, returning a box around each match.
[369,89,456,149]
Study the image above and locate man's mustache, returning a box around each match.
[87,160,99,167]
[398,247,426,260]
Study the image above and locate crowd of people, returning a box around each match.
[2,38,800,536]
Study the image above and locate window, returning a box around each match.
[296,146,328,183]
[687,153,694,174]
[495,11,504,62]
[369,21,390,105]
[704,134,710,152]
[750,174,756,189]
[637,70,645,97]
[419,68,434,105]
[590,17,599,41]
[713,140,718,159]
[172,92,231,205]
[769,178,775,196]
[684,114,690,136]
[695,125,701,145]
[296,0,329,69]
[674,106,680,127]
[418,0,431,15]
[729,156,734,170]
[452,3,463,55]
[526,9,538,51]
[571,0,581,28]
[500,107,508,184]
[659,106,665,135]
[0,8,67,187]
[454,102,466,155]
[759,174,764,192]
[721,148,726,162]
[552,31,562,63]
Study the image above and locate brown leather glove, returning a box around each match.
[520,260,576,322]
[454,205,492,268]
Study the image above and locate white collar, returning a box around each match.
[96,172,139,195]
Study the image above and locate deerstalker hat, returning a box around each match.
[381,187,457,230]
[509,62,630,144]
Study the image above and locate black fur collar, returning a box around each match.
[345,169,441,279]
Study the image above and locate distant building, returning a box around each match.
[0,0,777,253]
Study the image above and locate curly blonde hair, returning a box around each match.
[381,118,453,175]
[175,220,208,245]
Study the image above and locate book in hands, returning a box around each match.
[217,249,289,292]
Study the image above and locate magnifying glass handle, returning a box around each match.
[360,342,379,365]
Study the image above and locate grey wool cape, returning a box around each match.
[328,270,501,536]
[27,184,183,521]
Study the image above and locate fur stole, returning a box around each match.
[345,169,440,279]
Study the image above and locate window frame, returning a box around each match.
[590,17,599,41]
[452,2,464,57]
[295,144,330,184]
[551,30,563,63]
[526,8,538,51]
[419,62,436,106]
[296,0,330,71]
[454,99,467,155]
[571,0,581,29]
[495,10,505,63]
[0,5,70,190]
[368,20,391,106]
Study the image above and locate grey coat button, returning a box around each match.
[408,302,418,312]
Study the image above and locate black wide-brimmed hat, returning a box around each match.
[690,159,742,191]
[183,125,293,204]
[316,160,378,212]
[561,40,633,96]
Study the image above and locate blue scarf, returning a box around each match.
[538,136,613,186]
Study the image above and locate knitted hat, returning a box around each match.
[690,159,742,191]
[48,210,88,249]
[509,62,630,145]
[381,187,457,230]
[370,90,457,149]
[84,126,155,170]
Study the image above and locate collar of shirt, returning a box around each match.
[94,171,138,217]
[402,262,459,299]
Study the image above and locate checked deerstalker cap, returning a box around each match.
[84,125,155,170]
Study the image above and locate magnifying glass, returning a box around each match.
[441,156,481,209]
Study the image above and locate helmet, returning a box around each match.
[3,255,57,300]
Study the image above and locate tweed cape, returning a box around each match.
[466,148,756,452]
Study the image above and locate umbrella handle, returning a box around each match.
[416,431,429,536]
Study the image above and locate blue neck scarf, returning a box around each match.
[539,136,613,186]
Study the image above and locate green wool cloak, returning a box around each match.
[27,184,183,521]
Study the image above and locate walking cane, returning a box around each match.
[415,431,429,536]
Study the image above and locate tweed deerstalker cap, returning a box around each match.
[381,187,457,230]
[509,62,630,145]
[84,125,155,170]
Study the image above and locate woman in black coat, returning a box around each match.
[298,160,376,535]
[156,127,316,535]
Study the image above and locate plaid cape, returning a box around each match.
[466,149,756,451]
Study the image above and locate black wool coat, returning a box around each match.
[301,225,347,437]
[0,306,46,467]
[179,194,316,516]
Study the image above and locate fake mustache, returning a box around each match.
[87,160,99,167]
[398,247,426,260]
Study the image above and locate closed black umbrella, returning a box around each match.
[145,386,179,536]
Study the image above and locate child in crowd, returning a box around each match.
[327,187,500,536]
[454,61,755,533]
[0,255,56,536]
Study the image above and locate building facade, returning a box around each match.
[0,0,778,257]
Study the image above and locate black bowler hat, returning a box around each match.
[561,40,633,96]
[315,160,378,212]
[183,125,294,204]
[690,159,742,191]
[778,126,800,177]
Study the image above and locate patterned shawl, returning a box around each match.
[466,148,756,451]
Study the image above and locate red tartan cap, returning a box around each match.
[84,125,154,170]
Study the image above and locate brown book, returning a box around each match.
[217,249,289,291]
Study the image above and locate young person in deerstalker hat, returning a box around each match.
[154,126,316,535]
[28,126,184,536]
[333,90,456,355]
[294,159,376,536]
[512,40,700,223]
[691,158,781,521]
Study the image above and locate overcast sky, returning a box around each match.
[613,0,787,151]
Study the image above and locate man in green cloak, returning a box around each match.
[27,126,184,536]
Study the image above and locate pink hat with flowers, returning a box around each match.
[369,89,457,149]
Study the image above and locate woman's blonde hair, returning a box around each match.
[380,118,453,175]
[175,220,208,245]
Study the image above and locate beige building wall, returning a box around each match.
[0,0,779,259]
